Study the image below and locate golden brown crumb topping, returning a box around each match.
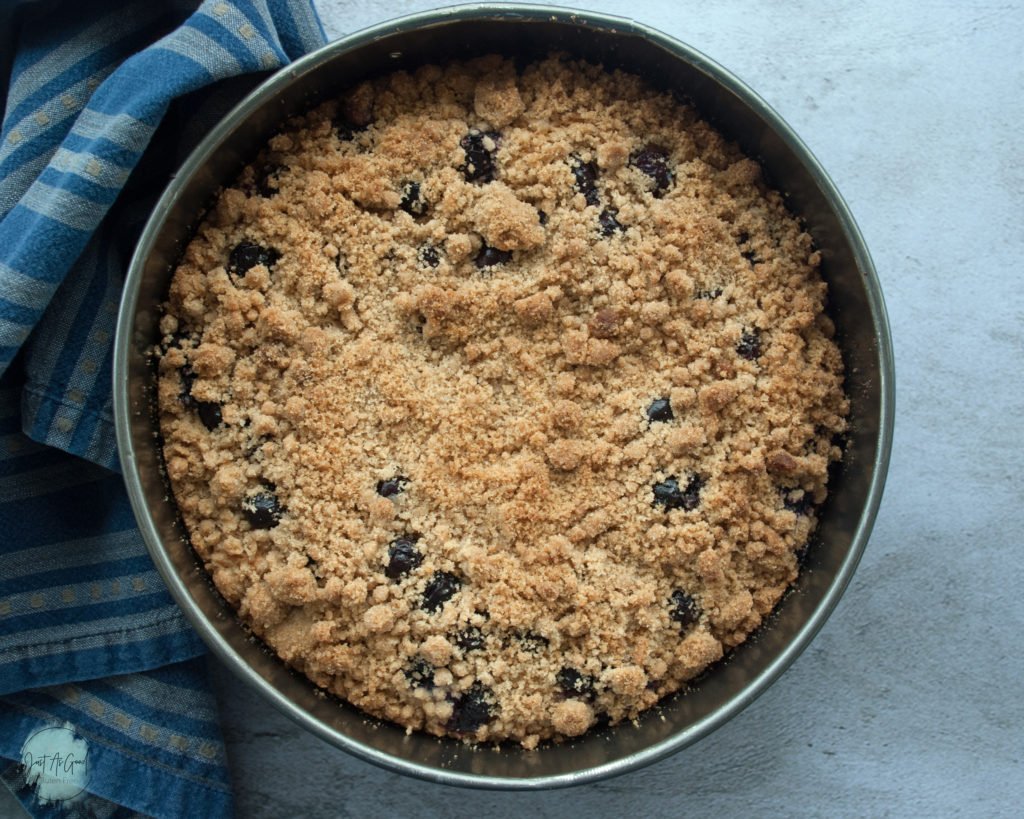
[157,55,847,748]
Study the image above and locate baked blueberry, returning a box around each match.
[178,366,222,429]
[242,490,282,529]
[254,164,283,198]
[422,571,460,612]
[630,148,672,193]
[475,244,512,268]
[377,476,408,497]
[598,208,625,236]
[695,287,723,300]
[196,400,223,431]
[569,156,600,207]
[460,130,500,182]
[737,329,762,360]
[419,244,441,268]
[399,181,428,217]
[646,397,674,423]
[446,682,496,733]
[556,666,596,699]
[652,474,704,511]
[456,625,485,652]
[669,590,700,630]
[404,657,435,689]
[385,535,423,579]
[228,242,280,277]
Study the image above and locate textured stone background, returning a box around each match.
[5,2,1021,816]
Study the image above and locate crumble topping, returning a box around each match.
[157,54,848,749]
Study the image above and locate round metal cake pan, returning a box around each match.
[113,3,894,789]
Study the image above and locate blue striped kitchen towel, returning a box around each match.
[0,0,326,816]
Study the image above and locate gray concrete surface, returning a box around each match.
[209,1,1024,816]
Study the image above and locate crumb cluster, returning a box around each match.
[157,55,848,748]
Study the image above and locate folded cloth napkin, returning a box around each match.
[0,1,326,815]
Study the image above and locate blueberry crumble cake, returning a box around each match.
[157,55,848,748]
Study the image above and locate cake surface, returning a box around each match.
[157,55,848,748]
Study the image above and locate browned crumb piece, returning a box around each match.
[157,54,847,749]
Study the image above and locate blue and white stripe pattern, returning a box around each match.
[0,1,326,815]
[0,382,208,693]
[1,657,233,818]
[1,0,326,470]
